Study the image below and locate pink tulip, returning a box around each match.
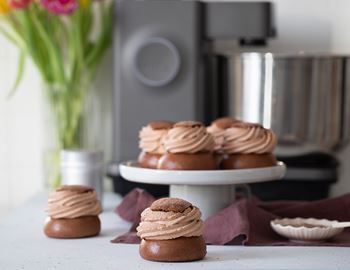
[9,0,31,9]
[41,0,77,15]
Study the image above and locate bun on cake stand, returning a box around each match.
[138,121,174,169]
[121,119,286,219]
[158,121,216,170]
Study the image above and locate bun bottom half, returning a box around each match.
[138,151,162,169]
[158,152,216,170]
[140,236,206,262]
[221,153,277,169]
[44,216,100,239]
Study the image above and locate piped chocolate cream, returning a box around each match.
[164,121,214,154]
[139,121,173,154]
[137,198,204,240]
[207,117,240,151]
[47,185,102,219]
[223,122,277,154]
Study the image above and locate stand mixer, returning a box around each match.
[109,0,350,201]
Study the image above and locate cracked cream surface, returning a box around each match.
[223,123,277,154]
[47,189,102,219]
[136,206,203,240]
[139,126,168,154]
[164,125,214,154]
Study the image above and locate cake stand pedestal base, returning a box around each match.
[170,185,235,219]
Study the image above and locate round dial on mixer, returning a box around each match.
[132,37,181,87]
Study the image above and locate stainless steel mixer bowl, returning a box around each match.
[224,53,350,155]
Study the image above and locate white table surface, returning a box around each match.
[1,193,350,270]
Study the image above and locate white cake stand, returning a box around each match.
[119,161,286,219]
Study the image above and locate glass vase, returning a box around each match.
[42,57,113,189]
[43,79,87,188]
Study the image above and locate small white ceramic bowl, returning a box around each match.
[271,218,344,243]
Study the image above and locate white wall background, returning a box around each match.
[0,35,44,217]
[1,0,350,217]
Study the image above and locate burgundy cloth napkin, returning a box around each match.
[112,188,155,243]
[111,188,350,246]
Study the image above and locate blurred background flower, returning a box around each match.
[9,0,32,9]
[41,0,77,15]
[0,0,114,187]
[0,0,12,13]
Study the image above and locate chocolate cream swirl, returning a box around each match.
[136,206,203,240]
[223,122,277,154]
[47,188,102,219]
[164,124,214,154]
[207,125,226,152]
[139,126,169,154]
[207,118,241,152]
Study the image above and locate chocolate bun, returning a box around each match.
[214,153,224,168]
[173,120,202,128]
[148,121,174,130]
[158,152,216,170]
[212,117,240,129]
[150,197,192,213]
[56,185,93,193]
[44,216,101,239]
[221,153,277,169]
[140,236,206,262]
[138,151,162,169]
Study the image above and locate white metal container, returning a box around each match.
[60,149,104,201]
